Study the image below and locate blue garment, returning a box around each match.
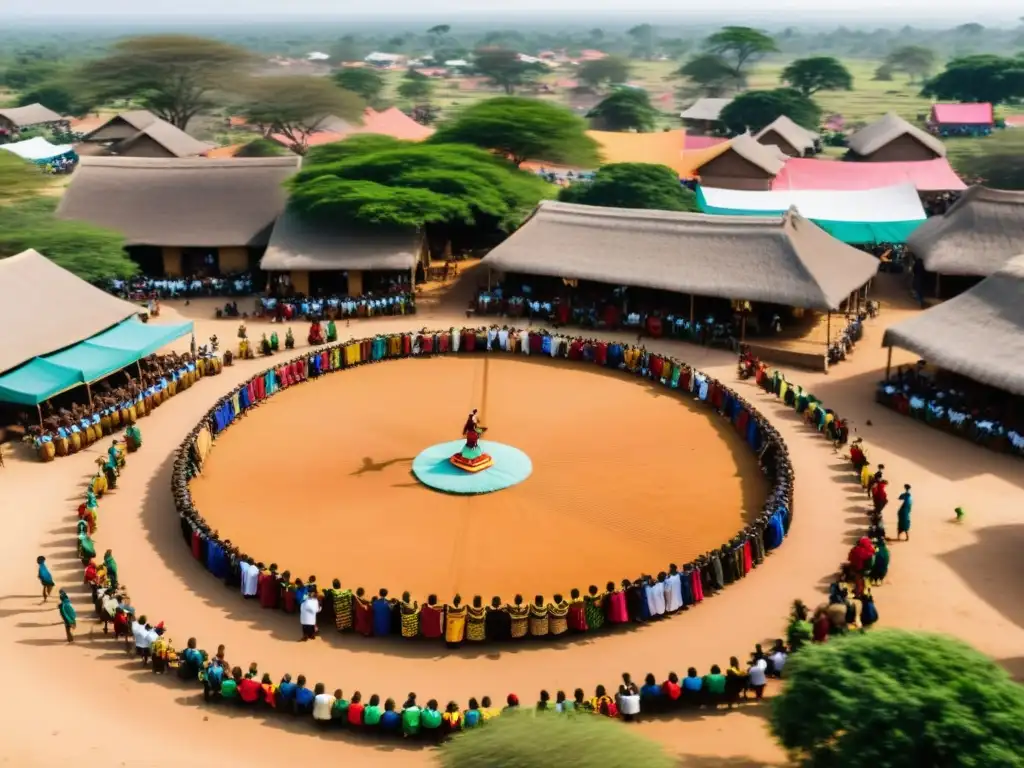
[208,542,228,580]
[207,665,225,685]
[607,343,623,368]
[295,686,315,708]
[372,598,392,636]
[277,681,296,701]
[38,562,54,586]
[380,710,401,731]
[463,709,481,728]
[541,335,552,355]
[765,511,785,550]
[640,683,662,699]
[683,676,703,692]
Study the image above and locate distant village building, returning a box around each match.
[927,103,994,137]
[0,103,67,139]
[307,51,330,61]
[77,111,212,159]
[846,113,945,163]
[364,52,405,68]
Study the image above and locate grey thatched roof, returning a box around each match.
[726,133,787,175]
[755,115,818,154]
[847,112,945,158]
[261,208,419,272]
[0,103,64,127]
[882,254,1024,396]
[680,98,733,122]
[56,156,300,248]
[0,249,141,374]
[82,110,159,141]
[114,119,214,158]
[481,200,879,310]
[907,186,1024,277]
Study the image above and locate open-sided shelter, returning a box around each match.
[882,254,1024,396]
[260,207,425,296]
[56,156,300,277]
[846,112,946,162]
[906,185,1024,278]
[481,200,878,311]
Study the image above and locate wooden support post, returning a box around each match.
[740,314,747,343]
[85,382,94,408]
[886,346,892,381]
[689,293,695,325]
[36,403,43,427]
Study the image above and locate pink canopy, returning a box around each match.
[772,157,966,193]
[930,103,993,125]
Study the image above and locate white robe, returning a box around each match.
[665,573,683,612]
[651,580,666,615]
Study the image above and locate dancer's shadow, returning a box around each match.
[351,456,414,476]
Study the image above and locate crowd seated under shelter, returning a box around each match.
[877,363,1024,456]
[255,290,415,322]
[105,274,255,300]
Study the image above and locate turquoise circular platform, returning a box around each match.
[412,440,533,495]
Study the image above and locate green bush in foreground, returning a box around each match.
[441,710,674,768]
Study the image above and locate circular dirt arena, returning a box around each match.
[189,355,767,601]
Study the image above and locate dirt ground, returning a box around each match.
[3,274,1024,768]
[189,355,765,602]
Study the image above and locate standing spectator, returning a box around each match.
[747,657,768,699]
[133,615,153,665]
[299,589,321,641]
[536,690,551,711]
[37,556,55,602]
[897,484,913,541]
[57,590,76,643]
[768,641,788,677]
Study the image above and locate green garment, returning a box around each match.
[402,706,421,735]
[108,446,119,464]
[126,424,141,447]
[363,704,382,725]
[270,332,279,351]
[326,320,338,342]
[86,489,98,508]
[703,674,727,695]
[332,699,349,720]
[58,598,76,625]
[220,679,239,698]
[104,553,118,579]
[421,708,442,729]
[78,534,96,560]
[870,543,890,581]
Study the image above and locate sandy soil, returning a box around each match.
[189,355,764,602]
[3,273,1024,768]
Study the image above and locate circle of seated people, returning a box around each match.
[170,327,795,647]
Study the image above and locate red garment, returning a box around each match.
[872,482,888,505]
[850,445,864,467]
[257,572,278,609]
[711,382,724,409]
[646,316,663,338]
[238,677,262,703]
[348,702,365,726]
[422,334,434,354]
[83,562,97,585]
[606,591,629,624]
[420,604,443,638]
[354,597,373,636]
[320,351,329,371]
[529,333,542,354]
[848,537,876,572]
[650,355,664,379]
[438,333,450,353]
[595,342,608,366]
[736,408,750,436]
[567,601,587,631]
[556,302,570,324]
[691,569,704,602]
[282,587,297,614]
[463,332,476,352]
[743,540,753,574]
[402,334,412,356]
[78,503,87,520]
[813,614,830,642]
[679,367,691,391]
[191,530,202,560]
[569,340,583,360]
[603,304,620,328]
[113,612,128,636]
[662,680,681,700]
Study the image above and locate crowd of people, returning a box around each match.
[104,274,255,300]
[253,291,416,323]
[27,351,221,462]
[171,326,793,647]
[877,363,1024,457]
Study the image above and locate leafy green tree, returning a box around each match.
[950,129,1024,189]
[239,76,364,154]
[586,89,659,132]
[884,45,937,83]
[1,59,65,91]
[577,55,630,89]
[704,26,779,83]
[234,138,288,157]
[430,97,600,167]
[17,79,96,118]
[331,67,386,103]
[675,53,738,97]
[559,163,697,212]
[80,35,253,130]
[0,153,49,203]
[771,630,1024,768]
[923,54,1024,105]
[0,197,135,280]
[781,57,853,95]
[288,137,552,229]
[442,711,674,768]
[873,64,895,82]
[719,88,821,134]
[473,48,544,95]
[627,24,658,60]
[398,78,434,103]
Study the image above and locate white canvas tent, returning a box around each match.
[0,136,75,163]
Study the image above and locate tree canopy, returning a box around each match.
[234,138,288,158]
[430,97,601,167]
[287,135,552,230]
[627,24,658,61]
[949,129,1024,189]
[17,78,96,119]
[922,54,1024,105]
[331,67,386,103]
[781,57,853,95]
[473,48,544,94]
[704,26,778,82]
[577,55,630,89]
[884,45,937,82]
[719,88,821,134]
[239,75,364,154]
[771,630,1024,768]
[80,34,253,130]
[559,163,697,212]
[675,53,738,97]
[586,89,659,132]
[397,70,434,103]
[0,197,135,281]
[441,711,674,768]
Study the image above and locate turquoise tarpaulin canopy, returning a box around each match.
[0,318,193,406]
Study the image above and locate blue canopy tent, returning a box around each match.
[0,318,193,406]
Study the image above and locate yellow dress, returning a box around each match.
[444,605,467,644]
[528,604,549,637]
[860,464,871,489]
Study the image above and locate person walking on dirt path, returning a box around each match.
[897,484,913,541]
[58,590,77,643]
[37,555,54,602]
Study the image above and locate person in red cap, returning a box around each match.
[503,693,519,712]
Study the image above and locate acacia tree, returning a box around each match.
[331,67,386,103]
[884,45,937,83]
[430,97,600,167]
[586,89,659,132]
[288,135,552,230]
[239,76,364,154]
[719,88,821,134]
[577,55,630,89]
[675,53,738,97]
[704,26,778,83]
[772,630,1024,768]
[473,48,544,94]
[559,163,697,212]
[81,35,253,130]
[923,54,1024,105]
[398,75,434,103]
[781,57,854,96]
